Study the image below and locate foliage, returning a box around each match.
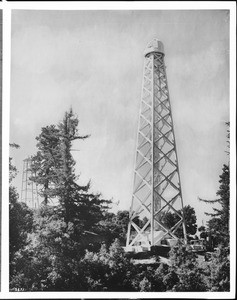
[199,164,229,247]
[9,114,231,292]
[162,205,197,238]
[9,143,20,183]
[198,225,208,239]
[29,109,111,227]
[10,110,112,291]
[199,123,230,247]
[10,205,86,291]
[30,109,90,210]
[98,210,129,246]
[30,125,61,204]
[139,277,151,291]
[207,245,230,291]
[9,144,34,283]
[9,187,33,260]
[9,144,34,252]
[80,239,135,291]
[167,242,207,291]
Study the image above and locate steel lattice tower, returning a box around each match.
[21,157,39,209]
[126,39,187,251]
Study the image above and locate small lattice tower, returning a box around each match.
[21,157,39,209]
[126,39,187,251]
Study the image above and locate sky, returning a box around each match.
[10,9,230,227]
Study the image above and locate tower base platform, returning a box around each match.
[124,245,171,259]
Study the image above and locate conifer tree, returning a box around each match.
[30,125,61,204]
[30,108,110,227]
[199,122,230,245]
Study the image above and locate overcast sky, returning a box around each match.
[10,9,230,226]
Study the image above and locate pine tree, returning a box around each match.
[30,125,62,204]
[199,123,230,245]
[56,109,90,223]
[10,110,112,291]
[201,164,229,246]
[30,108,110,227]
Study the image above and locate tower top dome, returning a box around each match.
[144,39,165,56]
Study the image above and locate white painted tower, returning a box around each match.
[126,39,187,251]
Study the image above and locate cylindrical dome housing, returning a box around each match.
[144,39,165,57]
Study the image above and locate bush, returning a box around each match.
[80,239,136,291]
[207,245,230,291]
[167,242,208,291]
